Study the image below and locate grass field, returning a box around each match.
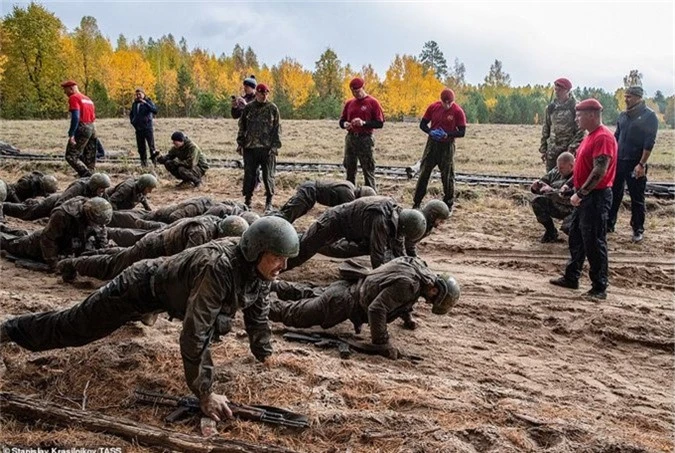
[2,118,674,181]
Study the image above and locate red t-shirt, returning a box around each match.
[423,101,467,142]
[340,95,384,134]
[68,92,96,123]
[573,125,617,190]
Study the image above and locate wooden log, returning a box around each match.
[0,392,298,453]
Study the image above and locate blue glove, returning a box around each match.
[429,129,446,141]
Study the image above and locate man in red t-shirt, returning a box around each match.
[412,88,467,210]
[61,80,97,177]
[339,77,385,190]
[550,98,617,300]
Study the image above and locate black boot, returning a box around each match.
[264,196,273,214]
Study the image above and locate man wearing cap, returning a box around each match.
[539,78,585,171]
[129,88,158,167]
[608,86,658,243]
[157,132,209,188]
[339,77,385,190]
[237,83,281,212]
[61,80,98,177]
[550,98,617,300]
[412,88,467,210]
[231,75,257,119]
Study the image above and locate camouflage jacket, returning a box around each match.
[142,215,223,255]
[166,138,209,171]
[106,178,151,211]
[7,171,51,202]
[145,197,215,224]
[204,200,249,218]
[56,178,106,207]
[540,95,585,154]
[539,167,573,191]
[314,180,357,206]
[149,239,271,398]
[237,100,282,150]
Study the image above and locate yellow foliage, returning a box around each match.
[381,54,444,118]
[102,49,156,108]
[273,58,313,108]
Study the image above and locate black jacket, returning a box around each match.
[130,98,158,130]
[615,102,658,162]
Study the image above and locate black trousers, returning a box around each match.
[413,139,455,207]
[242,148,275,200]
[609,159,647,234]
[564,188,612,291]
[135,128,156,163]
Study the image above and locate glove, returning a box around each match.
[429,129,446,141]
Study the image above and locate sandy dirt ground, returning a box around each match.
[0,163,673,452]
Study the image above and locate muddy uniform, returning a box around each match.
[319,223,431,259]
[145,197,215,224]
[203,201,249,218]
[279,180,358,224]
[1,197,108,267]
[3,240,272,398]
[540,95,585,171]
[531,168,574,234]
[108,210,165,231]
[162,138,209,186]
[3,178,103,221]
[286,196,404,271]
[106,178,151,211]
[271,257,434,344]
[6,172,54,203]
[63,215,226,280]
[106,227,150,247]
[237,100,281,205]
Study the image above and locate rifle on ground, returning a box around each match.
[134,389,309,429]
[282,330,423,363]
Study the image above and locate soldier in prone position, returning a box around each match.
[106,174,157,211]
[5,171,59,203]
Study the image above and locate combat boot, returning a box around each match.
[56,259,77,283]
[244,196,252,209]
[583,288,607,300]
[264,196,273,214]
[549,276,579,289]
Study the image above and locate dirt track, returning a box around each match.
[1,167,673,452]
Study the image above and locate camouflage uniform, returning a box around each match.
[106,177,152,210]
[106,227,150,247]
[412,139,456,208]
[531,168,574,238]
[6,171,55,203]
[270,257,436,344]
[145,197,215,223]
[237,100,281,205]
[65,123,97,177]
[62,215,225,280]
[540,95,585,171]
[286,196,405,271]
[343,134,377,190]
[203,200,249,218]
[161,138,209,186]
[108,210,166,231]
[279,180,358,224]
[2,239,273,399]
[0,197,108,267]
[3,178,104,221]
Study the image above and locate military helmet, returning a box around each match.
[87,173,112,192]
[397,208,427,242]
[432,274,461,315]
[41,175,59,194]
[355,186,377,198]
[0,179,7,202]
[240,211,261,226]
[239,216,299,262]
[136,174,158,191]
[422,199,451,225]
[218,215,249,237]
[83,197,113,226]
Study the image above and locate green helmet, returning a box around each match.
[217,215,249,237]
[240,211,261,226]
[239,216,299,262]
[87,173,111,192]
[355,186,377,198]
[136,174,158,191]
[83,197,113,226]
[422,199,451,225]
[398,208,427,242]
[0,179,7,202]
[432,274,461,315]
[41,175,58,194]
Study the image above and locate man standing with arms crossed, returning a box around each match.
[130,88,159,167]
[339,77,384,190]
[61,80,97,177]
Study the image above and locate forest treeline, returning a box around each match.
[1,4,673,126]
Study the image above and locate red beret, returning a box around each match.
[440,88,455,103]
[349,77,365,90]
[60,80,77,88]
[255,83,270,93]
[575,98,603,111]
[554,78,572,91]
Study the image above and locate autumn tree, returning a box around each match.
[116,34,128,50]
[623,69,643,88]
[103,49,156,113]
[177,63,195,116]
[484,59,511,87]
[382,54,444,118]
[71,16,112,94]
[272,57,314,118]
[419,40,447,79]
[232,44,245,72]
[446,58,466,87]
[244,46,259,71]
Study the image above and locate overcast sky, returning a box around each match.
[6,1,675,95]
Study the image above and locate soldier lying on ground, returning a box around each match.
[0,179,28,236]
[156,131,209,188]
[285,196,427,271]
[57,215,250,282]
[0,197,112,269]
[530,151,575,243]
[277,180,377,223]
[106,174,157,210]
[0,216,300,422]
[3,173,111,221]
[269,257,460,359]
[5,171,59,203]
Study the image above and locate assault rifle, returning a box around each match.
[134,389,309,429]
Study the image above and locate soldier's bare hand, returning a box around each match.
[200,393,233,422]
[570,193,582,207]
[540,185,553,193]
[69,137,76,146]
[634,163,646,178]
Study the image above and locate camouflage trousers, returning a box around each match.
[318,238,369,258]
[286,210,343,271]
[108,210,165,230]
[413,139,455,208]
[165,160,205,185]
[344,134,376,190]
[531,196,574,234]
[107,227,151,247]
[1,230,43,262]
[65,123,97,177]
[2,194,60,220]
